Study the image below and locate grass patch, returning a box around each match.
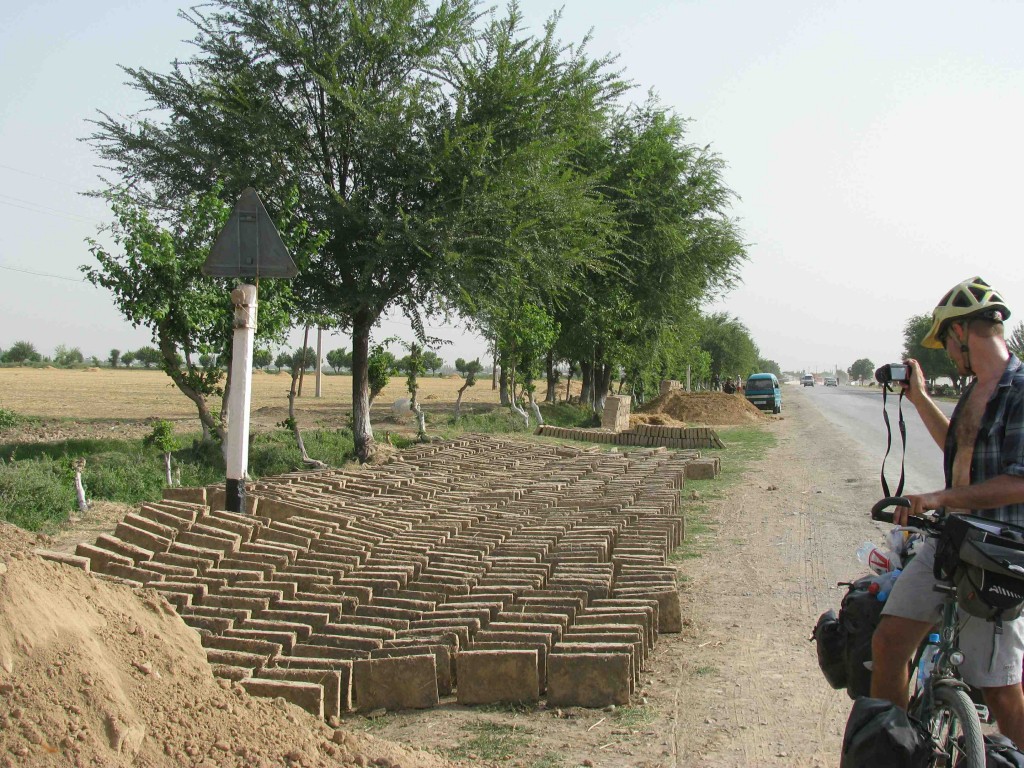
[0,407,23,433]
[694,665,718,676]
[445,722,531,761]
[0,427,361,532]
[529,753,564,768]
[612,705,655,728]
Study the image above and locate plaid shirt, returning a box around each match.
[944,354,1024,526]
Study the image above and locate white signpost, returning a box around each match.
[202,188,297,513]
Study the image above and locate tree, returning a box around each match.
[454,357,483,420]
[902,313,959,388]
[1008,321,1024,359]
[367,346,397,407]
[144,420,179,487]
[700,313,759,381]
[54,345,85,367]
[108,349,120,368]
[281,346,327,469]
[421,351,444,377]
[326,348,352,374]
[121,351,136,368]
[756,359,783,379]
[83,187,302,444]
[133,345,162,369]
[401,343,428,440]
[252,348,272,370]
[2,341,41,364]
[274,352,291,371]
[88,0,482,463]
[848,358,875,383]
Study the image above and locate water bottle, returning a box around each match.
[917,633,941,684]
[856,542,894,574]
[876,569,902,602]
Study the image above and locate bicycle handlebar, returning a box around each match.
[870,497,937,530]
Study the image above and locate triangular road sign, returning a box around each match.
[203,188,298,278]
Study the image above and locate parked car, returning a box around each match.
[745,373,782,413]
[824,377,838,387]
[801,374,815,387]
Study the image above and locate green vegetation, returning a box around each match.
[444,721,532,762]
[0,426,366,533]
[0,407,22,433]
[611,705,655,728]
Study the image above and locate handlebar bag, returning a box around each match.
[934,515,1024,620]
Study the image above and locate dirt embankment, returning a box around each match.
[632,390,767,428]
[0,547,456,768]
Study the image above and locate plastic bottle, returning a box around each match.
[917,633,941,685]
[856,542,894,574]
[875,569,902,602]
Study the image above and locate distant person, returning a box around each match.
[871,276,1024,745]
[712,373,720,391]
[721,378,735,394]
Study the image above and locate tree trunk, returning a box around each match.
[580,361,594,410]
[529,391,543,426]
[298,324,310,397]
[455,381,470,420]
[565,373,573,403]
[288,364,327,468]
[164,452,173,487]
[509,387,529,429]
[499,358,510,406]
[544,351,557,404]
[157,334,226,444]
[351,313,375,463]
[73,458,89,513]
[492,335,498,390]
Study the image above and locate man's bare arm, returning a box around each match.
[901,475,1024,522]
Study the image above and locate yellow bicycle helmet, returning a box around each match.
[921,276,1011,349]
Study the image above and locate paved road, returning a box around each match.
[785,382,956,495]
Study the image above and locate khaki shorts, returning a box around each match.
[882,538,1024,688]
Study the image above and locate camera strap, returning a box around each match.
[881,384,906,497]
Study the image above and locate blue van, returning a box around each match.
[745,373,782,414]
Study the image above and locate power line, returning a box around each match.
[0,162,73,187]
[0,195,97,225]
[0,264,89,283]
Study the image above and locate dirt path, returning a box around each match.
[356,389,889,767]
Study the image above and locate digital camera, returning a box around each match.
[875,362,911,385]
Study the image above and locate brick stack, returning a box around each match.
[46,435,708,715]
[536,423,726,452]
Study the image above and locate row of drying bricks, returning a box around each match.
[66,494,682,715]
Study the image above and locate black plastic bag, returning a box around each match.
[840,697,932,768]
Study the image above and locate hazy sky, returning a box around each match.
[1,0,1020,374]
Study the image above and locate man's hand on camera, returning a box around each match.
[902,358,927,404]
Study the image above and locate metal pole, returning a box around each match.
[226,284,257,513]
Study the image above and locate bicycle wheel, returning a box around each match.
[925,684,985,767]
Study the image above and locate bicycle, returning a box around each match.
[870,497,995,767]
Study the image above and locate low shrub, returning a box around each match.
[0,407,20,432]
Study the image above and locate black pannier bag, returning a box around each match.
[955,734,1024,768]
[840,697,931,768]
[812,575,885,699]
[934,515,1024,621]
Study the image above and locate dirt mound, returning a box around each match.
[638,390,765,426]
[630,413,685,427]
[0,551,456,768]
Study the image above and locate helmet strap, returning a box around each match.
[954,322,975,377]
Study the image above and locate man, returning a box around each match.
[871,276,1024,745]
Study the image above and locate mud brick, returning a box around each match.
[182,605,251,623]
[176,528,239,553]
[216,559,275,580]
[340,576,404,593]
[140,502,198,528]
[35,550,91,573]
[226,628,299,654]
[370,645,453,696]
[210,664,253,682]
[609,589,682,633]
[497,611,567,632]
[485,620,562,643]
[578,608,654,647]
[258,525,313,549]
[106,562,162,584]
[546,652,631,708]
[202,634,282,659]
[470,641,547,685]
[395,627,466,650]
[328,615,407,632]
[352,655,439,711]
[239,542,297,565]
[198,514,258,542]
[112,521,172,555]
[94,533,154,563]
[371,596,437,612]
[552,643,638,687]
[291,643,370,662]
[306,633,383,653]
[257,667,348,720]
[139,559,197,579]
[241,678,323,718]
[219,585,287,602]
[122,512,179,541]
[151,580,207,601]
[242,619,314,642]
[355,604,420,622]
[419,608,491,627]
[410,617,481,639]
[201,594,270,613]
[563,630,646,665]
[517,596,583,621]
[274,600,346,622]
[206,648,269,671]
[316,584,373,603]
[430,601,503,621]
[161,485,209,505]
[259,610,331,632]
[182,614,233,634]
[152,550,216,573]
[684,459,719,480]
[293,592,358,613]
[448,592,514,608]
[401,582,469,597]
[455,650,539,706]
[591,600,660,638]
[167,541,224,567]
